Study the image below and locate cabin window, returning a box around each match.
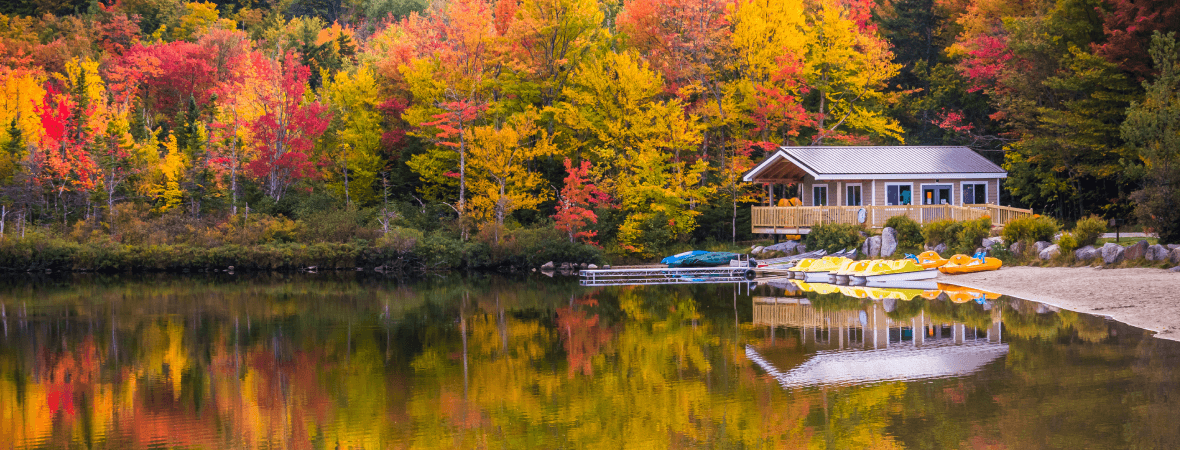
[963,182,987,204]
[846,184,862,206]
[886,183,913,206]
[812,185,829,206]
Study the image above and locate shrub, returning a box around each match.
[922,220,957,247]
[805,223,864,253]
[1056,232,1078,254]
[1001,215,1060,244]
[1072,215,1106,247]
[884,215,923,251]
[954,217,992,254]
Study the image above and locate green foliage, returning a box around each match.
[884,215,923,251]
[1001,215,1061,245]
[1122,32,1180,244]
[804,223,864,254]
[1072,215,1107,247]
[1056,232,1078,254]
[954,217,992,254]
[921,220,956,247]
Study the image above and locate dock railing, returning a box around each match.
[751,204,1033,231]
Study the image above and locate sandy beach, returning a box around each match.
[941,266,1180,340]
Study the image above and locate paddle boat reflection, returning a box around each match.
[747,280,1007,388]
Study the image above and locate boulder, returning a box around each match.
[1101,243,1125,265]
[796,244,807,254]
[1168,244,1180,250]
[1170,266,1180,273]
[1033,241,1053,254]
[981,237,999,249]
[1146,244,1169,261]
[587,264,598,269]
[579,262,589,269]
[541,261,555,269]
[1009,241,1025,256]
[763,241,799,255]
[751,245,765,255]
[880,227,898,257]
[933,243,947,254]
[1038,244,1060,260]
[1172,248,1180,264]
[1124,240,1150,260]
[559,262,572,270]
[603,264,611,269]
[863,235,882,258]
[1074,245,1098,261]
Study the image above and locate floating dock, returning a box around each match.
[579,267,758,286]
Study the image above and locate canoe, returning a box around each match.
[939,255,1003,274]
[661,250,709,266]
[672,252,740,268]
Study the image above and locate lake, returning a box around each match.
[1,273,1178,449]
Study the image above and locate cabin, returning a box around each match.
[742,146,1033,235]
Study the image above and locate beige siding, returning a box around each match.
[795,177,1001,207]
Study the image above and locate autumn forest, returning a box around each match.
[0,0,1178,267]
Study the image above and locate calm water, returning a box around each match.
[1,273,1178,449]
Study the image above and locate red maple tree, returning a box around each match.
[553,158,609,244]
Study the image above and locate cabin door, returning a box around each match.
[922,184,953,221]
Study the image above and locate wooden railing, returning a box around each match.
[751,204,1033,230]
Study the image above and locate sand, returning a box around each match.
[941,266,1180,340]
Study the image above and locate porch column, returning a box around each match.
[837,181,843,206]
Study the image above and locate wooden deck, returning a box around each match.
[751,204,1033,234]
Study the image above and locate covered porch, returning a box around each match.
[750,203,1034,234]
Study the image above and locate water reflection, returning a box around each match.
[0,273,1177,449]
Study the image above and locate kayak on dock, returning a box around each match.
[661,250,710,266]
[665,251,742,267]
[939,252,1002,274]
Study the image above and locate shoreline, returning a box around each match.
[938,266,1180,341]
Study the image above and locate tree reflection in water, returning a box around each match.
[0,273,1177,448]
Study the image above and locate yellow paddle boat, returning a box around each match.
[938,252,1003,275]
[937,283,1003,303]
[800,256,853,282]
[850,259,938,285]
[833,260,874,285]
[914,251,950,269]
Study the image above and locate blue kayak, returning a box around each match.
[661,250,710,266]
[669,252,741,268]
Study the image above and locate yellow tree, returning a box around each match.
[466,108,557,241]
[554,51,711,256]
[803,0,904,144]
[323,66,383,207]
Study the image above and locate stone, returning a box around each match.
[1033,241,1053,254]
[1170,266,1180,272]
[796,244,807,254]
[603,264,611,269]
[981,237,999,249]
[587,264,598,269]
[541,261,555,269]
[1074,245,1098,261]
[933,243,947,254]
[863,235,882,258]
[880,227,898,257]
[751,246,765,255]
[1172,248,1180,264]
[1168,244,1180,250]
[228,266,235,271]
[1146,244,1169,261]
[1124,240,1150,260]
[1038,244,1060,260]
[1101,243,1125,265]
[579,262,589,269]
[1009,241,1025,255]
[763,241,799,254]
[560,262,572,270]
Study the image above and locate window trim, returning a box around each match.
[884,182,914,206]
[812,183,830,206]
[919,183,955,206]
[844,183,863,206]
[962,182,988,205]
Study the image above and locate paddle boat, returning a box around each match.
[799,256,852,283]
[905,251,950,269]
[850,259,938,285]
[833,260,873,285]
[938,251,1003,274]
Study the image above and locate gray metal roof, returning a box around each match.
[782,146,1005,175]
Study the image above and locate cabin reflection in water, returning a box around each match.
[747,284,1007,388]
